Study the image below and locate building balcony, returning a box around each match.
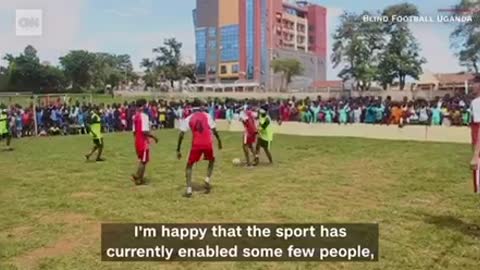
[282,28,295,35]
[297,45,307,51]
[297,31,306,36]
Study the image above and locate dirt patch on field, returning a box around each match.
[37,212,88,225]
[7,225,34,237]
[71,191,96,199]
[13,212,100,270]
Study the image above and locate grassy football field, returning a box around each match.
[0,130,479,270]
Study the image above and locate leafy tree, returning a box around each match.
[0,65,8,91]
[91,53,135,91]
[1,46,68,92]
[451,0,480,74]
[271,58,304,91]
[331,12,384,91]
[39,64,68,92]
[153,38,183,88]
[140,58,159,88]
[2,45,43,92]
[116,54,135,82]
[179,63,196,83]
[60,50,96,90]
[379,3,426,90]
[458,47,480,74]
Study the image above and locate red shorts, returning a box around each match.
[471,123,480,147]
[243,132,257,145]
[136,148,150,164]
[188,147,214,166]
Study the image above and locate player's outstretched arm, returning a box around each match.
[260,118,270,129]
[176,131,185,159]
[212,128,222,150]
[143,131,158,144]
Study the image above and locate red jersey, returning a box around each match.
[184,106,192,118]
[22,113,30,126]
[133,111,150,150]
[180,112,215,149]
[152,106,158,119]
[280,104,291,121]
[241,110,257,135]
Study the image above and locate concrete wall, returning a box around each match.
[115,89,454,101]
[214,120,470,144]
[306,89,456,100]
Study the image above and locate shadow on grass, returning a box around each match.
[423,214,480,238]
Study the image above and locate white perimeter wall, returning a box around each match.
[212,120,470,144]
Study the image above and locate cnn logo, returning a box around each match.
[16,9,43,36]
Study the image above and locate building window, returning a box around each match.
[246,0,254,80]
[192,9,198,27]
[284,7,296,15]
[260,0,267,82]
[208,65,216,74]
[220,25,239,62]
[232,64,239,74]
[208,27,216,38]
[195,28,207,75]
[220,65,228,74]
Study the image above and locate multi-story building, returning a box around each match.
[192,0,327,90]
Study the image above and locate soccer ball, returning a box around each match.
[232,158,241,166]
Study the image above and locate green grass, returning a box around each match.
[0,131,479,270]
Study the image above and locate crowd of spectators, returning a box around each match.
[0,93,474,138]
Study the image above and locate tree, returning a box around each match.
[459,46,480,74]
[91,53,135,91]
[116,54,135,82]
[1,46,69,93]
[2,45,43,92]
[152,38,183,88]
[451,0,480,74]
[0,65,8,91]
[60,50,96,90]
[271,58,304,91]
[331,12,384,91]
[39,64,68,92]
[379,3,426,90]
[140,58,159,89]
[179,63,196,83]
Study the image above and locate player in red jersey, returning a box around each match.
[240,108,257,167]
[131,99,158,185]
[176,105,222,198]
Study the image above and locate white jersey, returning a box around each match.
[471,97,480,123]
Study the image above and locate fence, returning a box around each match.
[213,120,470,144]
